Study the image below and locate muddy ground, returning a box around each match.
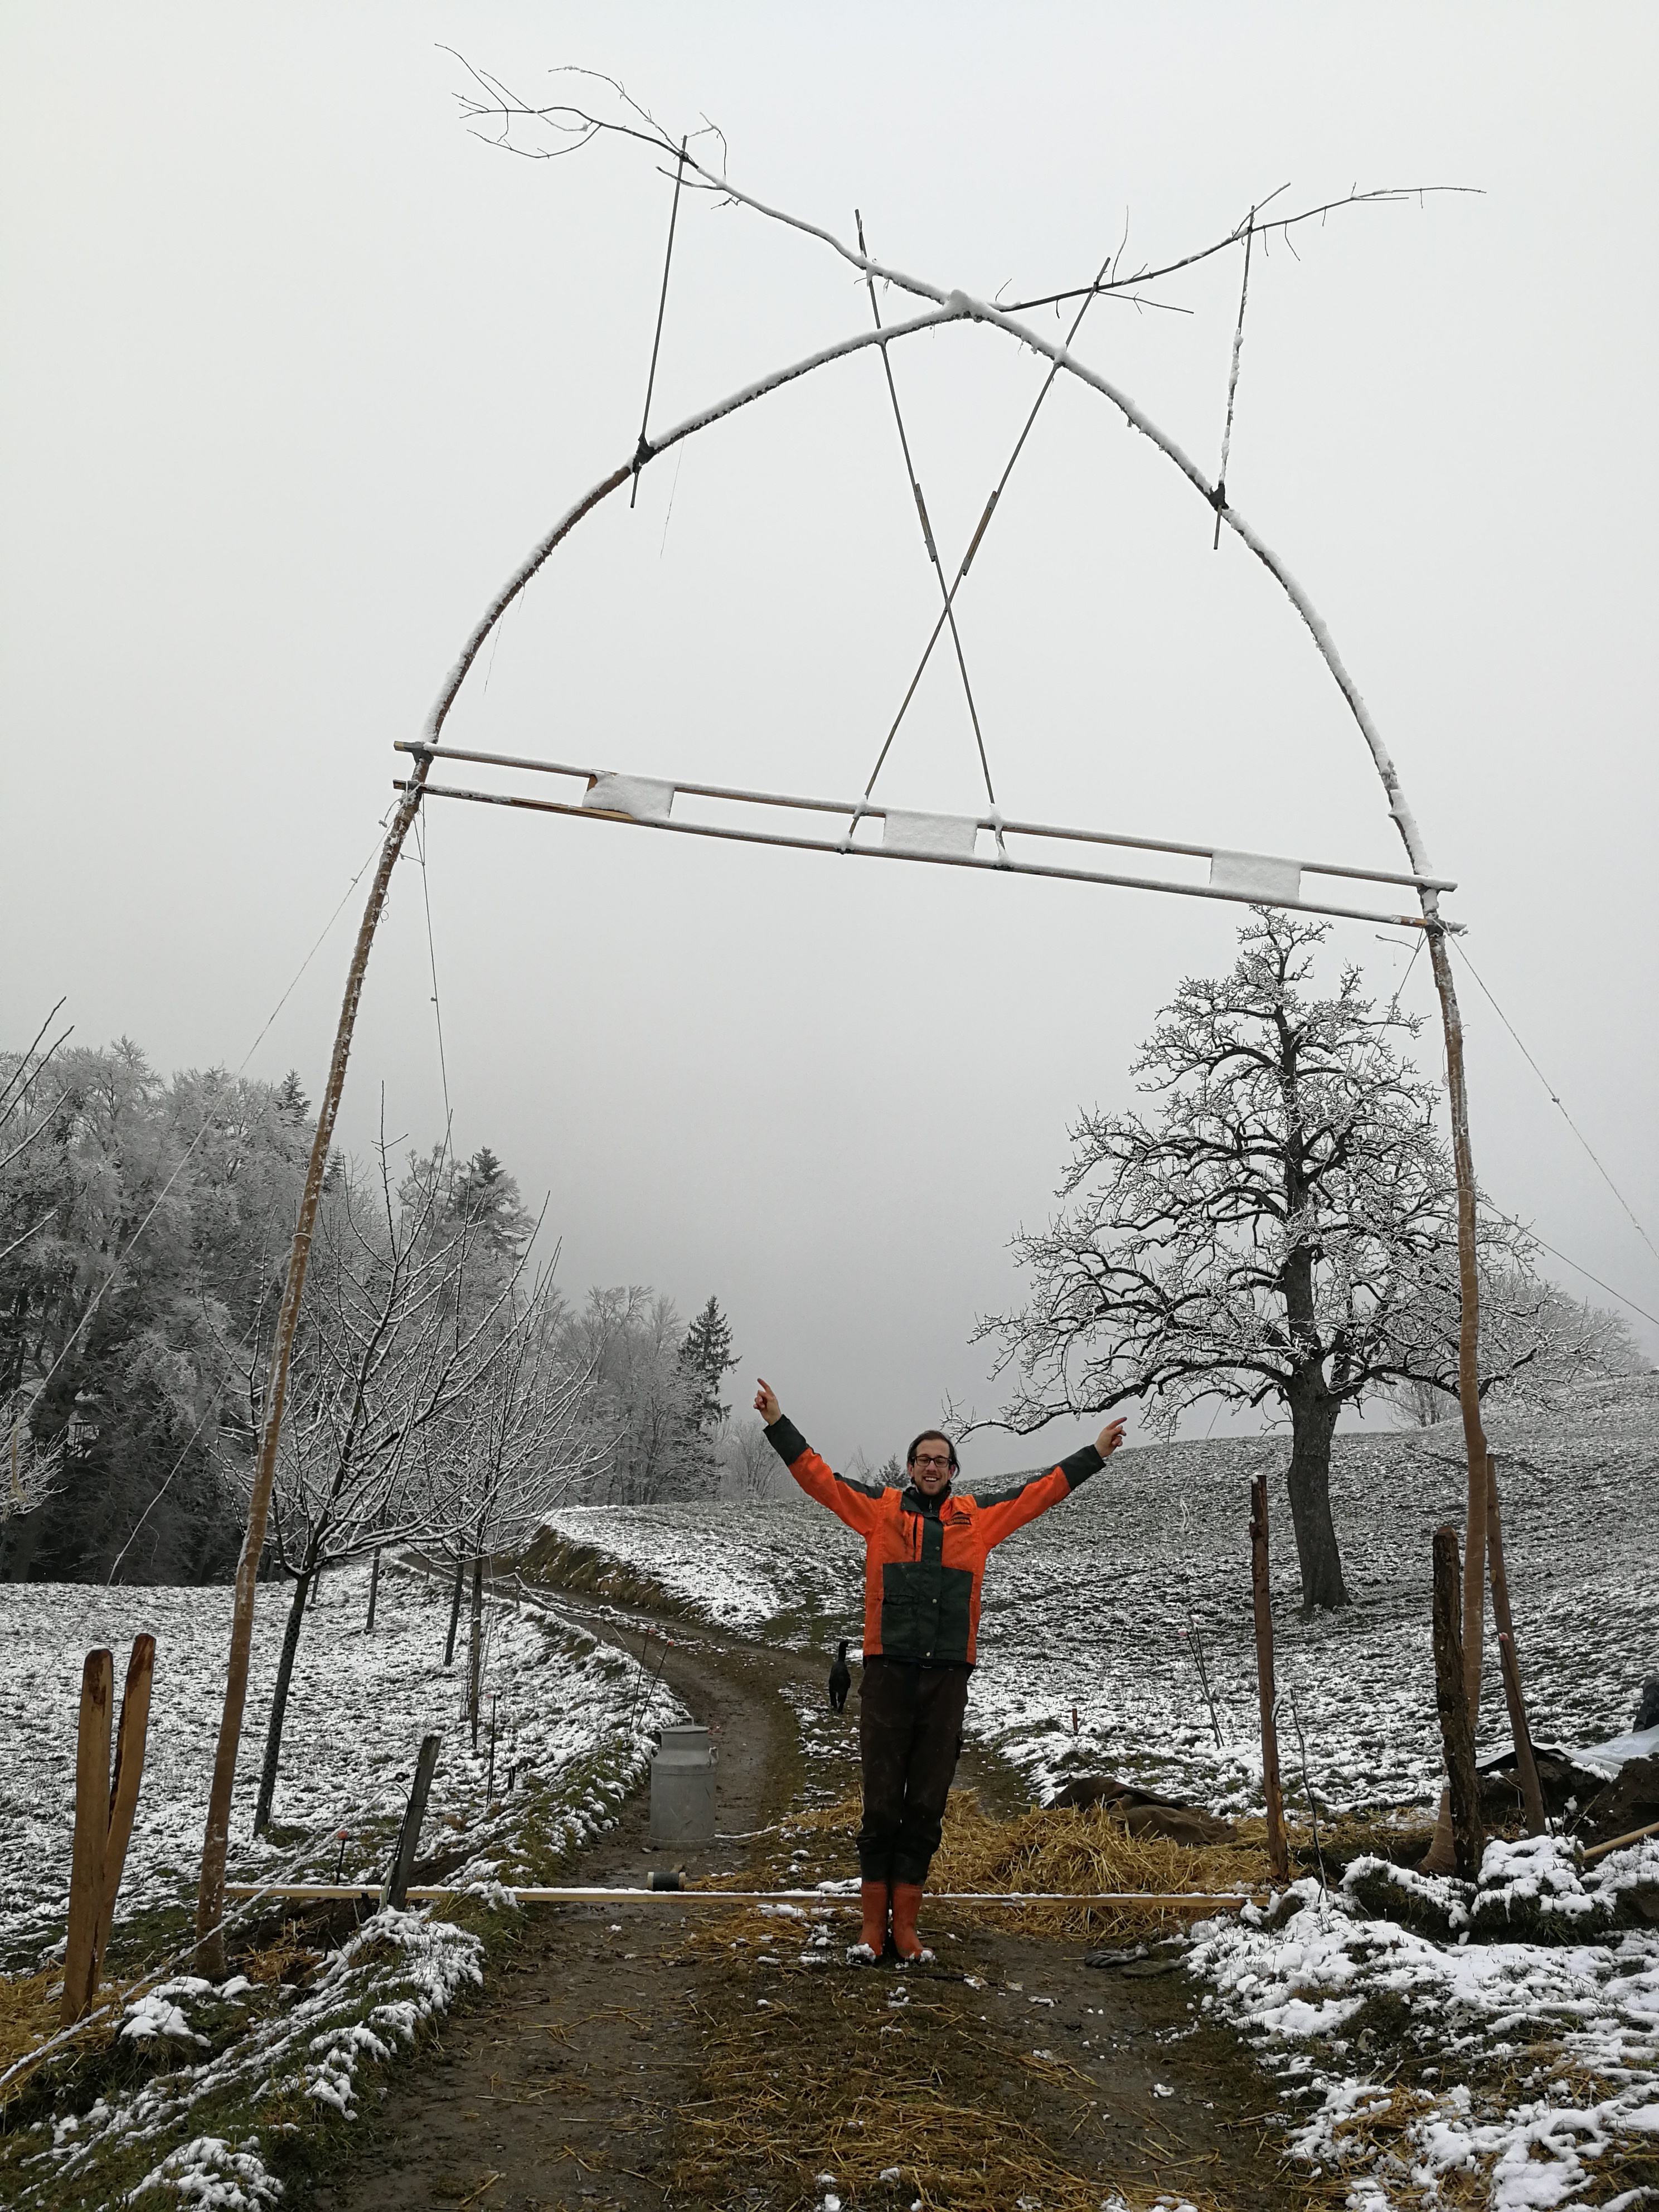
[322,1593,1299,2212]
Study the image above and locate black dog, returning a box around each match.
[828,1640,852,1714]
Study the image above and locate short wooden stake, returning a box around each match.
[61,1637,158,2025]
[1249,1475,1289,1883]
[365,1546,381,1634]
[382,1733,442,1911]
[62,1650,114,2026]
[1486,1453,1546,1836]
[93,1635,156,1976]
[1432,1525,1486,1880]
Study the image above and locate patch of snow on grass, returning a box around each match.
[0,1556,682,1971]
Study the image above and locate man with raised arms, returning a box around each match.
[754,1377,1126,1962]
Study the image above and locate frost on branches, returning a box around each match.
[978,911,1621,1611]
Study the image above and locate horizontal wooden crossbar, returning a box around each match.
[226,1882,1251,1908]
[392,742,1461,933]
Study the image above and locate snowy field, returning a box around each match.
[545,1375,1659,1813]
[1187,1835,1659,2210]
[0,1556,681,1974]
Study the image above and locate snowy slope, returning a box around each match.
[0,1557,681,1971]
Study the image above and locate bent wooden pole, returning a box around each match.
[1249,1475,1289,1883]
[192,466,633,1975]
[189,216,1495,1966]
[62,1650,114,2026]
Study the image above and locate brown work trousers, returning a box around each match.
[857,1657,969,1885]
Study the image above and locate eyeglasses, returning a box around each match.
[913,1453,953,1469]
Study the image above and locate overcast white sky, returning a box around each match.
[3,4,1655,1476]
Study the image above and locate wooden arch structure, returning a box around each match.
[195,166,1495,1961]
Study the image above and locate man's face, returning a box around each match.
[910,1440,954,1497]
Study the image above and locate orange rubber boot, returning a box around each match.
[858,1880,890,1956]
[891,1882,929,1961]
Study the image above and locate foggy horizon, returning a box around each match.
[4,4,1656,1483]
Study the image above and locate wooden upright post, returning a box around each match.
[62,1650,114,2025]
[1485,1453,1546,1836]
[1249,1476,1289,1883]
[94,1635,156,1973]
[62,1637,157,2025]
[1431,1526,1486,1879]
[382,1734,442,1911]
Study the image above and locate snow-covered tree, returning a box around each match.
[1388,1274,1643,1425]
[422,1265,611,1738]
[681,1294,739,1438]
[249,1130,535,1833]
[720,1414,782,1501]
[565,1288,714,1502]
[977,911,1584,1611]
[0,1034,309,1581]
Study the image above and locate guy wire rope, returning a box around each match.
[854,229,1124,821]
[856,210,1000,824]
[197,162,1496,1947]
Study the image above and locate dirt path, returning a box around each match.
[322,1596,1296,2212]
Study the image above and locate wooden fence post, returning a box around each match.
[1431,1525,1486,1880]
[93,1635,156,1977]
[62,1637,158,2026]
[62,1650,114,2025]
[1485,1453,1546,1836]
[1249,1475,1289,1883]
[382,1734,442,1912]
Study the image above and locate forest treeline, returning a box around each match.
[0,1035,764,1585]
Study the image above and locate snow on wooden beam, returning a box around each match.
[1209,848,1302,904]
[583,772,675,823]
[883,808,981,859]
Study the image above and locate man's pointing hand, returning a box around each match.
[1096,1418,1127,1459]
[755,1377,782,1425]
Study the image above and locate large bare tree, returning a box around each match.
[976,912,1571,1609]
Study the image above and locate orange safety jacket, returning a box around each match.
[764,1414,1105,1667]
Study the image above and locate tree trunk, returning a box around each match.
[365,1546,381,1633]
[468,1554,484,1749]
[253,1565,313,1838]
[444,1551,464,1667]
[1283,1379,1347,1611]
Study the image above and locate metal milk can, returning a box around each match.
[649,1723,716,1847]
